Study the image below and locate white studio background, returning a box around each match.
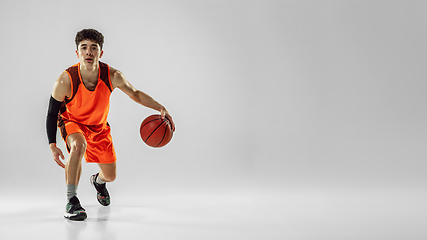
[0,0,426,237]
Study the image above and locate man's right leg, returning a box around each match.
[64,132,87,221]
[65,133,86,186]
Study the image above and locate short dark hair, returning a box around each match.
[75,29,104,50]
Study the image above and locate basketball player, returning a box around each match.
[46,29,175,220]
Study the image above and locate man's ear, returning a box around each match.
[76,50,79,58]
[100,50,104,58]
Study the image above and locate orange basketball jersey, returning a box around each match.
[60,62,113,125]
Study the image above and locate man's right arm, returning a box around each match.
[51,71,71,102]
[47,72,71,168]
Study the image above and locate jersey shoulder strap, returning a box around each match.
[64,63,81,104]
[99,62,113,92]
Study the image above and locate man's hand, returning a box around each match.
[50,143,65,168]
[160,108,175,132]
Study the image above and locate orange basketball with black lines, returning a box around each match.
[140,114,173,147]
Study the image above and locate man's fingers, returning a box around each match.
[56,158,65,168]
[164,114,174,131]
[53,151,66,168]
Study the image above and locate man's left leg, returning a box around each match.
[91,162,116,206]
[98,162,117,182]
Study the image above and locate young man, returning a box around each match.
[46,29,175,221]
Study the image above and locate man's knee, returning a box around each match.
[99,163,116,182]
[68,134,87,156]
[101,172,116,182]
[70,141,87,156]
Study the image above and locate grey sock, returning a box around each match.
[96,174,106,185]
[67,184,78,201]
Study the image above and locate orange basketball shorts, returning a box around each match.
[58,119,116,164]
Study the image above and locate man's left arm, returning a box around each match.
[111,68,175,131]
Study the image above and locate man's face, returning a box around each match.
[76,39,103,65]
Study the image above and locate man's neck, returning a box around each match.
[80,61,99,74]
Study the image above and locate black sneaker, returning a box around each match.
[64,196,87,221]
[90,173,110,206]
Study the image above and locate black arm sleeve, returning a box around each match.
[46,96,63,144]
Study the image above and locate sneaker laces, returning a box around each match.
[95,182,109,197]
[69,202,86,212]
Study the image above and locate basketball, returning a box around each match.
[140,114,173,147]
